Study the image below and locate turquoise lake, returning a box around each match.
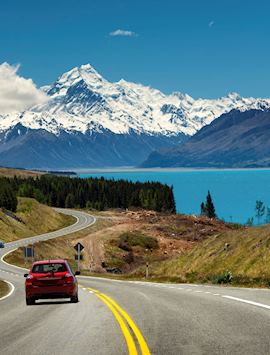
[78,169,270,224]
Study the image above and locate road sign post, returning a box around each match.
[24,246,34,265]
[32,245,34,263]
[74,242,84,272]
[78,243,81,272]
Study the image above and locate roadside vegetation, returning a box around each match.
[0,280,10,298]
[141,223,270,287]
[6,205,270,287]
[0,197,75,243]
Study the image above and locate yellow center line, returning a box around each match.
[86,287,151,355]
[95,293,138,355]
[101,293,151,355]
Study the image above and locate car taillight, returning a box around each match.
[64,273,74,284]
[26,275,34,285]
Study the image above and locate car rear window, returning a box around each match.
[32,263,67,273]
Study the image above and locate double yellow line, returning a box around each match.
[87,287,151,355]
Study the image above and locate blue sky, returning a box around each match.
[1,0,269,98]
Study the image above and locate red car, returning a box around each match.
[24,259,80,305]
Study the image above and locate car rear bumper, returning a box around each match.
[26,284,77,299]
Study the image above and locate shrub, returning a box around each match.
[118,231,158,251]
[212,271,233,284]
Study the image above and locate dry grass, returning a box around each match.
[0,280,10,298]
[0,197,75,243]
[136,224,270,287]
[0,167,43,178]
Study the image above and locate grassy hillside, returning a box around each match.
[142,224,270,287]
[0,280,10,298]
[5,207,270,288]
[0,167,43,178]
[0,197,75,243]
[5,210,234,276]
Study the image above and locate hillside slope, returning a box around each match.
[0,197,75,242]
[145,223,270,286]
[142,109,270,168]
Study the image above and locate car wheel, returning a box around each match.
[26,297,35,306]
[70,293,79,303]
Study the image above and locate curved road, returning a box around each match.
[1,209,270,354]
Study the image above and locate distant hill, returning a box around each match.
[142,109,270,168]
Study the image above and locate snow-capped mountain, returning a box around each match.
[1,63,270,169]
[2,63,270,137]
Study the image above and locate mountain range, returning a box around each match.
[142,109,270,168]
[1,64,270,169]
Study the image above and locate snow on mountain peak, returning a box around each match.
[1,64,270,137]
[226,92,241,100]
[47,63,105,98]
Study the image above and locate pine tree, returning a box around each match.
[65,193,75,208]
[205,191,216,218]
[201,191,216,219]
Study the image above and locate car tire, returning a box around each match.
[26,297,35,306]
[70,293,79,303]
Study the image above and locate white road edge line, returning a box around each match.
[1,214,96,272]
[1,248,28,271]
[0,280,15,301]
[222,295,270,310]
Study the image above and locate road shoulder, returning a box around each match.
[0,280,14,301]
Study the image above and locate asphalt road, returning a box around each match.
[1,209,270,354]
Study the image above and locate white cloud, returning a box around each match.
[0,62,48,114]
[208,21,214,28]
[109,29,137,37]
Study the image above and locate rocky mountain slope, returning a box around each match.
[142,109,270,168]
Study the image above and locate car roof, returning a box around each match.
[32,259,67,265]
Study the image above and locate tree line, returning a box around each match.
[0,175,176,213]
